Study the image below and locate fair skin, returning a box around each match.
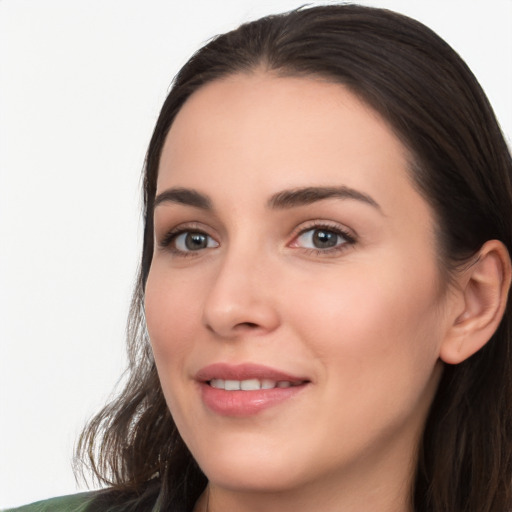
[144,73,510,512]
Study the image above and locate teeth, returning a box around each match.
[209,378,299,391]
[210,379,225,389]
[225,380,240,391]
[240,378,260,391]
[261,379,275,389]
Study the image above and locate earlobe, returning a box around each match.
[440,240,512,365]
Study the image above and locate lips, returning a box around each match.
[196,363,310,416]
[196,362,308,382]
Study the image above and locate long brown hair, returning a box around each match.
[76,5,512,511]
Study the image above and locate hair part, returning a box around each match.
[76,5,512,511]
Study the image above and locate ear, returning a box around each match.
[440,240,511,365]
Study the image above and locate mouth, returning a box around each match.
[208,378,306,391]
[196,363,311,416]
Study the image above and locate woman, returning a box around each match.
[8,4,512,512]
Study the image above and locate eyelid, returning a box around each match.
[157,222,219,250]
[290,220,356,240]
[288,220,357,254]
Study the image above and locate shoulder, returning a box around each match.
[2,492,97,512]
[2,489,165,512]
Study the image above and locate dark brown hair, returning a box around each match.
[76,4,512,511]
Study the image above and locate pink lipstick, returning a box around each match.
[196,363,309,416]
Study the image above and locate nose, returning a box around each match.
[202,246,280,339]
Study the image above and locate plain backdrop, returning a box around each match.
[1,0,511,508]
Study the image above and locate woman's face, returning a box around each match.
[145,73,453,497]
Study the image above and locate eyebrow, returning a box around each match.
[153,185,381,212]
[268,186,381,211]
[154,187,212,210]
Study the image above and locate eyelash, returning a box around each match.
[158,221,356,257]
[290,221,356,257]
[158,223,216,257]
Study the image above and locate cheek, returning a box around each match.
[144,267,203,380]
[144,268,209,436]
[285,256,444,389]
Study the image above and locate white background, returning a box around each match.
[1,0,511,508]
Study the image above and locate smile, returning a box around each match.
[197,363,310,416]
[209,378,304,391]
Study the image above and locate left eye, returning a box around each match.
[173,231,219,252]
[295,228,348,250]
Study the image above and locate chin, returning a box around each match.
[202,460,305,493]
[190,435,310,492]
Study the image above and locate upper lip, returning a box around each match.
[195,363,309,383]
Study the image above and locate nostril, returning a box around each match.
[238,322,259,329]
[205,321,260,336]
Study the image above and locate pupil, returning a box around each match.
[313,230,337,248]
[185,232,207,250]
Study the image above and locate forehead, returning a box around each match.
[158,72,423,217]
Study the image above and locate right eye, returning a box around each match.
[168,230,219,254]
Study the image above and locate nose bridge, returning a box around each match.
[202,234,279,338]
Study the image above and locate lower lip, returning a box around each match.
[200,382,308,417]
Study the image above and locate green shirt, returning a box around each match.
[2,493,95,512]
[2,490,168,512]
